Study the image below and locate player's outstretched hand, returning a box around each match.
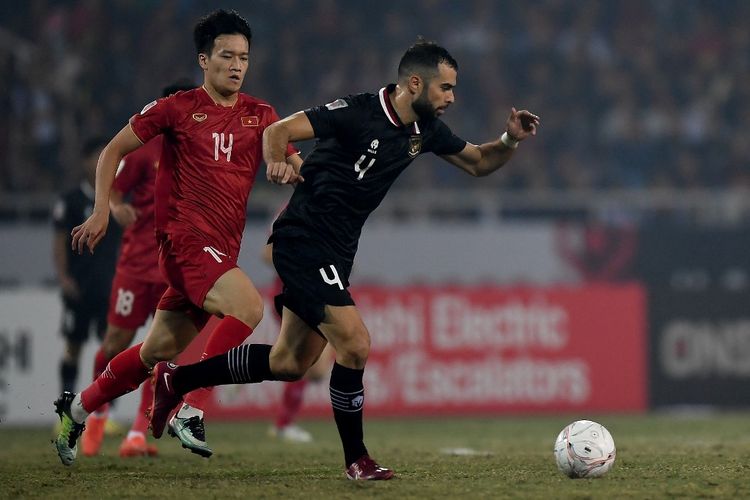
[111,202,138,227]
[71,210,109,255]
[266,161,304,186]
[505,107,540,141]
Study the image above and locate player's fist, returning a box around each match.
[71,209,110,255]
[266,161,304,186]
[505,107,540,141]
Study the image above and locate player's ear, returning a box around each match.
[407,75,422,96]
[198,53,209,70]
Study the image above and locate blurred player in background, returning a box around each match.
[149,39,540,480]
[80,80,196,459]
[52,9,301,466]
[52,137,120,401]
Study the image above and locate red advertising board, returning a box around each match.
[181,284,647,419]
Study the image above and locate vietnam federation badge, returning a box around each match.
[241,116,259,127]
[408,135,422,157]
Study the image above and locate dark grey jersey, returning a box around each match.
[52,181,120,299]
[272,84,466,262]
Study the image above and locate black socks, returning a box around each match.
[173,344,274,395]
[330,362,368,466]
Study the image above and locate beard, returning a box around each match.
[412,92,438,122]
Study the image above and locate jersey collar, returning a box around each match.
[379,85,421,135]
[200,85,240,109]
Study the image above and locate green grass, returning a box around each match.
[2,414,750,499]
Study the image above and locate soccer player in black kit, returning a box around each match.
[150,39,540,480]
[52,137,120,395]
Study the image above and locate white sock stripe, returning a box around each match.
[230,347,242,383]
[329,387,364,396]
[330,394,362,404]
[330,386,365,413]
[242,345,251,382]
[242,344,250,382]
[228,348,236,383]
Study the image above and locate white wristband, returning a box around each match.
[501,132,519,149]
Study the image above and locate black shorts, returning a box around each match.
[61,296,108,343]
[271,233,355,330]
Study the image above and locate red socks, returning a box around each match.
[91,348,111,415]
[131,374,153,434]
[80,343,150,414]
[183,316,253,410]
[93,348,108,380]
[276,379,308,429]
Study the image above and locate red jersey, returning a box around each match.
[129,87,295,257]
[112,136,162,283]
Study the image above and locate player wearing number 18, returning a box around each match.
[52,9,301,466]
[148,38,540,480]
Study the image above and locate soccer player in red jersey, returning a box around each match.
[80,80,196,459]
[53,9,301,466]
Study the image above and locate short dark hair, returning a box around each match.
[162,78,195,97]
[193,9,252,56]
[397,38,458,81]
[81,136,108,158]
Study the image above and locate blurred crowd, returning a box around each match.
[1,0,748,197]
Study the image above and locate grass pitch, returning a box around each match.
[2,414,750,499]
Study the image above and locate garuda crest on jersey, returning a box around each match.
[408,135,422,158]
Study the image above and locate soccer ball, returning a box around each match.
[553,420,616,478]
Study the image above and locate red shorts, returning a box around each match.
[156,231,238,329]
[107,271,168,330]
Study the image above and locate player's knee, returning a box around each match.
[336,333,370,369]
[225,291,264,327]
[235,300,263,327]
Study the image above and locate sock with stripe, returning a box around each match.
[91,348,111,416]
[183,316,254,411]
[330,362,368,466]
[172,344,275,396]
[79,343,150,416]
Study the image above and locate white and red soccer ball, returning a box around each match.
[554,420,616,478]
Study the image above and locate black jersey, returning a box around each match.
[273,84,466,261]
[52,181,120,300]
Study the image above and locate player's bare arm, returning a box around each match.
[263,112,315,185]
[71,125,143,254]
[442,107,540,177]
[109,188,138,227]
